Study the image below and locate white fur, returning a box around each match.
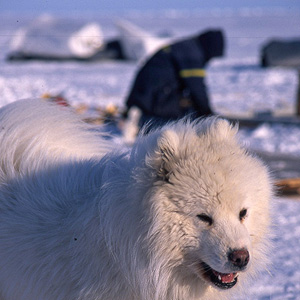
[0,99,272,300]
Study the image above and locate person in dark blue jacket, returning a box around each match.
[124,29,224,132]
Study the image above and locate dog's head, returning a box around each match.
[133,118,272,296]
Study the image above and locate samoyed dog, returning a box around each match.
[0,99,272,300]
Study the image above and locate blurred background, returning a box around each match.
[1,0,300,116]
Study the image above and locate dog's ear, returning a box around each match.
[146,129,180,181]
[197,118,239,142]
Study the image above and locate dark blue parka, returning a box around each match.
[125,30,224,125]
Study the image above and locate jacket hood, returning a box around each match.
[197,30,225,61]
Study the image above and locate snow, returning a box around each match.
[244,197,300,300]
[1,9,300,299]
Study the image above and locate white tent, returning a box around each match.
[9,15,104,59]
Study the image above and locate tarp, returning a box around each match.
[115,19,172,62]
[261,39,300,68]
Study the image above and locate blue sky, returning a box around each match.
[1,0,300,13]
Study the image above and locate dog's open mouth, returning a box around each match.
[200,262,238,289]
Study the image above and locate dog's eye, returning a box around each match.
[197,214,213,226]
[239,209,248,221]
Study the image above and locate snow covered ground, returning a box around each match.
[1,9,300,299]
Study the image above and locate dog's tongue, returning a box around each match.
[213,270,235,283]
[220,273,235,283]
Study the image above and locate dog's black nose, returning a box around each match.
[228,248,249,269]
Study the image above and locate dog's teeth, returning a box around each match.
[218,275,221,281]
[234,273,238,278]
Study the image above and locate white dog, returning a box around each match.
[0,99,272,300]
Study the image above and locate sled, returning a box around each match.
[276,178,300,196]
[252,150,300,196]
[225,114,300,128]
